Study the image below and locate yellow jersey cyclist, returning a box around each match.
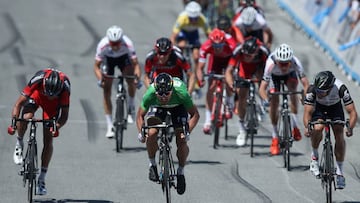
[136,73,200,195]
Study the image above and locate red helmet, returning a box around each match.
[209,28,225,44]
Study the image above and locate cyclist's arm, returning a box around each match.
[94,60,102,82]
[136,107,147,133]
[300,76,310,97]
[131,58,141,80]
[263,27,273,49]
[303,103,314,136]
[187,105,200,133]
[57,106,69,129]
[258,80,269,101]
[11,95,27,118]
[144,74,152,89]
[345,103,357,130]
[187,70,196,94]
[196,61,206,85]
[225,64,235,90]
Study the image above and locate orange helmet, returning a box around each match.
[209,28,225,44]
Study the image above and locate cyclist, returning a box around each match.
[144,37,195,93]
[94,25,141,138]
[233,6,273,49]
[10,68,70,195]
[258,44,309,155]
[217,15,244,43]
[170,1,211,75]
[136,73,200,195]
[225,36,269,146]
[196,28,237,134]
[303,71,357,189]
[234,0,265,19]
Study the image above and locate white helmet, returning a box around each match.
[275,44,293,61]
[106,25,123,42]
[240,6,257,26]
[185,1,201,18]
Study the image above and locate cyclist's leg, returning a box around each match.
[287,72,302,140]
[101,62,115,136]
[329,106,346,176]
[309,109,325,176]
[119,55,136,121]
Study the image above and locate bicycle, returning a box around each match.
[235,78,260,157]
[269,80,303,170]
[142,116,184,203]
[308,119,349,203]
[205,73,231,149]
[103,73,140,152]
[8,117,56,203]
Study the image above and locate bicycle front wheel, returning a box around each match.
[163,149,171,203]
[246,103,257,157]
[324,143,334,203]
[283,114,292,171]
[115,97,125,152]
[27,143,36,203]
[212,93,222,149]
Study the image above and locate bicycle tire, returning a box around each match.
[115,97,125,152]
[325,141,333,203]
[248,103,257,157]
[283,114,292,171]
[213,93,222,149]
[163,148,171,203]
[224,110,228,140]
[27,142,36,203]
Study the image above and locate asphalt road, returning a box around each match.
[0,0,360,203]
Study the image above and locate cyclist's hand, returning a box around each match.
[345,128,353,137]
[7,125,16,135]
[138,132,146,143]
[262,99,270,108]
[97,79,104,88]
[304,127,311,137]
[197,79,205,88]
[50,127,59,137]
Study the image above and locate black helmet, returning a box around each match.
[217,15,231,31]
[314,71,335,90]
[154,73,173,94]
[155,37,172,54]
[241,36,258,54]
[43,70,63,96]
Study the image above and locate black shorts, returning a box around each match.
[271,71,298,91]
[102,55,132,75]
[312,102,345,122]
[145,105,188,130]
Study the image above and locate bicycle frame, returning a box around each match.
[103,74,137,152]
[11,118,56,203]
[270,81,303,170]
[142,121,176,203]
[242,78,259,157]
[308,119,347,203]
[205,73,228,149]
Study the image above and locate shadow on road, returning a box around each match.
[35,199,115,203]
[114,147,147,153]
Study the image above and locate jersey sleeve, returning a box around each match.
[140,85,157,111]
[172,13,187,34]
[339,84,354,106]
[199,15,211,35]
[173,78,194,109]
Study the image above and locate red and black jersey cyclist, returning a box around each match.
[225,36,269,146]
[196,28,237,134]
[144,37,195,93]
[10,68,70,196]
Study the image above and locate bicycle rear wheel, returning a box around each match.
[115,98,125,152]
[27,142,36,203]
[163,149,171,203]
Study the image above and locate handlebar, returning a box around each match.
[204,73,225,80]
[269,90,304,96]
[8,117,57,137]
[102,74,138,80]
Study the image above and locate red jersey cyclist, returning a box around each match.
[94,25,141,138]
[304,71,357,189]
[196,28,237,134]
[10,68,70,195]
[259,44,309,155]
[144,37,195,93]
[225,36,269,146]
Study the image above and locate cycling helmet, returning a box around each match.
[154,73,173,94]
[217,15,231,31]
[43,70,63,96]
[106,25,123,42]
[314,71,335,90]
[209,28,225,44]
[185,1,201,18]
[275,43,293,62]
[155,37,172,54]
[241,36,258,54]
[240,6,257,26]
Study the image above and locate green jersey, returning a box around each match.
[141,77,194,111]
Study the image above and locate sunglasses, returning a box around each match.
[316,88,331,94]
[189,17,199,22]
[156,91,171,97]
[158,51,170,56]
[212,42,225,49]
[109,41,121,46]
[277,61,291,66]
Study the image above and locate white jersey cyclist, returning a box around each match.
[262,52,306,83]
[95,35,138,63]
